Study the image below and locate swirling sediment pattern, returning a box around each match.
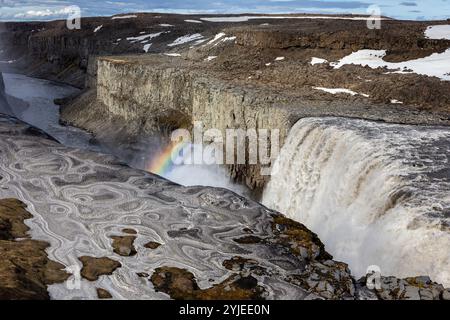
[0,115,306,300]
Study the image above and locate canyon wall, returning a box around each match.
[0,73,10,114]
[95,57,293,191]
[55,16,450,193]
[85,52,450,192]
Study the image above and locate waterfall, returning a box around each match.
[262,117,450,286]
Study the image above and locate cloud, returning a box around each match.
[13,7,77,19]
[0,0,449,21]
[400,1,418,6]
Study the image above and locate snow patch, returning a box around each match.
[193,39,207,46]
[222,36,236,42]
[168,34,204,47]
[200,15,385,23]
[425,25,450,40]
[159,24,174,27]
[275,57,285,61]
[205,56,217,61]
[93,25,103,33]
[391,99,403,104]
[184,19,202,23]
[311,57,328,65]
[126,32,165,43]
[143,43,152,53]
[331,49,450,81]
[207,32,226,45]
[112,15,137,20]
[314,87,369,97]
[164,53,181,57]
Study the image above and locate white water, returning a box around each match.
[166,165,248,197]
[148,143,249,197]
[263,117,450,286]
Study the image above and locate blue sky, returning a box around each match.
[0,0,449,21]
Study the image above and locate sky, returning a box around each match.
[0,0,449,21]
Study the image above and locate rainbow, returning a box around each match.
[147,140,188,176]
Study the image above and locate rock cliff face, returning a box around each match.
[68,56,294,192]
[0,73,8,113]
[0,13,232,87]
[233,22,450,61]
[64,50,450,193]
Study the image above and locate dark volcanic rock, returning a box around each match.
[0,199,69,300]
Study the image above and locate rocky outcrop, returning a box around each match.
[0,199,69,300]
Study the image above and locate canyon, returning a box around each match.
[1,13,450,300]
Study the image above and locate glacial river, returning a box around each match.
[3,73,95,150]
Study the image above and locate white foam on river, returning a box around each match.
[263,117,450,286]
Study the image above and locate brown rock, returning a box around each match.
[79,256,121,281]
[0,199,69,300]
[271,214,333,261]
[110,235,137,256]
[144,241,162,249]
[0,198,32,240]
[122,228,137,235]
[151,267,265,300]
[222,256,258,271]
[96,288,113,299]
